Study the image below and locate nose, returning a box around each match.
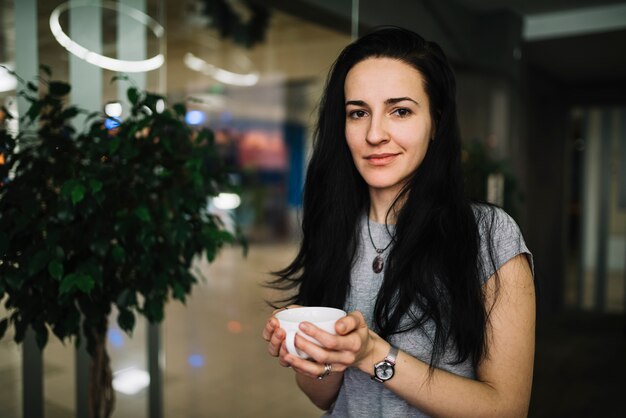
[365,113,389,145]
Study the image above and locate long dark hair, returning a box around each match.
[270,27,495,370]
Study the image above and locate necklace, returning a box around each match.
[366,216,394,274]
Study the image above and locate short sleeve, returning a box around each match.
[474,205,534,283]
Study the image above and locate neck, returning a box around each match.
[368,187,403,224]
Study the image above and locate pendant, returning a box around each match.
[372,255,384,274]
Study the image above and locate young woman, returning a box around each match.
[262,27,535,417]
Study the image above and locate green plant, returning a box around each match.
[0,68,244,417]
[461,140,522,219]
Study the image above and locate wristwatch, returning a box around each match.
[372,345,399,383]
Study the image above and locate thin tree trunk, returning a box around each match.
[89,324,115,418]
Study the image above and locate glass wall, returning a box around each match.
[569,107,626,313]
[0,1,352,417]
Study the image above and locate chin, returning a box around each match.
[365,180,402,191]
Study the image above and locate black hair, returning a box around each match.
[270,27,497,370]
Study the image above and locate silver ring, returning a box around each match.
[317,363,332,380]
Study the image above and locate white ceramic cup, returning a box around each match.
[275,307,347,359]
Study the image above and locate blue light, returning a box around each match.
[185,110,206,125]
[107,328,125,348]
[104,117,121,130]
[187,354,204,368]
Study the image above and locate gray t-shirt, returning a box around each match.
[325,205,533,418]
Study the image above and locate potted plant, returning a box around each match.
[0,67,244,417]
[461,140,522,219]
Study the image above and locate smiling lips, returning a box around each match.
[365,153,400,166]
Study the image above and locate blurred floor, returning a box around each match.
[0,243,624,417]
[529,310,625,418]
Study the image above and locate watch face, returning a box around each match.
[375,361,394,380]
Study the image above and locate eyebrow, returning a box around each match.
[345,97,419,107]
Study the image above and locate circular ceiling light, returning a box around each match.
[184,52,259,87]
[49,1,165,73]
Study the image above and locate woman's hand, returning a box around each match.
[280,311,380,379]
[263,309,376,410]
[262,306,298,368]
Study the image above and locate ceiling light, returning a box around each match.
[49,1,165,73]
[184,52,259,87]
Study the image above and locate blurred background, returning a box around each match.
[0,0,624,417]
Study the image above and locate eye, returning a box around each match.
[348,109,368,119]
[392,108,412,118]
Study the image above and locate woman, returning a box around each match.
[262,27,535,417]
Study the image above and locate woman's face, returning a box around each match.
[344,57,433,199]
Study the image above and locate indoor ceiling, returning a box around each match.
[1,1,624,102]
[0,0,352,112]
[455,0,626,14]
[456,0,626,86]
[257,0,626,90]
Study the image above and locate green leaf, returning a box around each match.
[89,179,103,194]
[117,309,135,333]
[59,273,94,295]
[29,250,49,276]
[111,245,126,263]
[13,316,26,343]
[60,179,78,198]
[40,64,52,77]
[154,273,168,289]
[172,282,186,302]
[71,183,86,204]
[116,289,135,309]
[90,239,109,257]
[143,298,164,322]
[145,93,165,111]
[173,103,186,117]
[134,206,151,222]
[111,74,129,84]
[54,246,65,259]
[49,81,71,97]
[60,107,80,120]
[77,260,102,285]
[34,325,49,349]
[48,260,64,280]
[74,274,94,294]
[25,102,42,123]
[127,87,139,105]
[109,136,121,153]
[196,128,215,145]
[0,318,8,340]
[5,273,22,291]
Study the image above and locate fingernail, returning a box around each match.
[337,323,346,333]
[299,322,310,332]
